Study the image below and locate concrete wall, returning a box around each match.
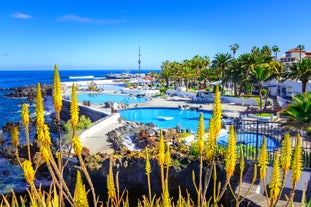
[61,99,108,122]
[221,96,258,106]
[270,80,311,97]
[80,113,120,142]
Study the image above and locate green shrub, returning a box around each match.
[64,115,92,133]
[159,87,168,94]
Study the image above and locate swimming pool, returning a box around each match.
[120,107,212,133]
[217,132,279,151]
[77,93,148,104]
[120,107,280,150]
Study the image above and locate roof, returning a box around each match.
[286,48,306,53]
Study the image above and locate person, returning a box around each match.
[113,102,118,113]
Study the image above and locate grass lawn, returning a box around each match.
[253,113,273,117]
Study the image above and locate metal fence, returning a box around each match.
[227,118,311,169]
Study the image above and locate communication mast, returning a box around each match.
[138,46,141,78]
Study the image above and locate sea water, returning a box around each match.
[0,69,159,194]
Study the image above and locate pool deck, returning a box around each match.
[79,94,248,155]
[76,91,305,206]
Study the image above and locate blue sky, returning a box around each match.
[0,0,310,70]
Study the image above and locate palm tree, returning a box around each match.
[160,60,173,88]
[260,45,272,62]
[282,92,311,130]
[263,60,284,109]
[297,44,305,61]
[271,45,280,60]
[189,55,210,88]
[212,52,233,94]
[230,43,239,58]
[249,64,270,111]
[224,58,245,96]
[181,59,195,91]
[284,58,311,93]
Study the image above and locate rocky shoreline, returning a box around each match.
[0,84,260,206]
[4,84,53,102]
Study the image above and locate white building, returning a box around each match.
[270,47,311,99]
[280,48,311,66]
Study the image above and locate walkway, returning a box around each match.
[78,95,307,206]
[80,113,124,155]
[237,163,301,206]
[80,95,248,155]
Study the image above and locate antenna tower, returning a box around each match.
[138,46,141,78]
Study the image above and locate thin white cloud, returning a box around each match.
[11,12,32,19]
[57,14,126,24]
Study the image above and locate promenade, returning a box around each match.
[78,92,300,206]
[79,94,248,155]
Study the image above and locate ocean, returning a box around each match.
[0,69,160,194]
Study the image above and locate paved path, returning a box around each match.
[80,95,248,155]
[79,95,306,206]
[81,122,124,155]
[237,163,301,207]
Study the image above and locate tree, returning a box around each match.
[181,59,194,91]
[249,64,270,111]
[230,43,239,58]
[282,92,311,130]
[160,60,173,88]
[271,45,280,60]
[284,58,311,93]
[189,55,210,89]
[224,58,246,96]
[212,53,232,94]
[297,44,305,61]
[260,45,272,62]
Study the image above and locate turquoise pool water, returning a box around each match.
[77,93,148,104]
[120,107,280,150]
[218,132,279,151]
[120,107,212,133]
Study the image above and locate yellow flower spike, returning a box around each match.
[162,180,171,207]
[70,83,79,131]
[269,152,281,202]
[72,136,83,156]
[225,125,237,179]
[37,124,52,148]
[35,83,45,128]
[291,133,303,187]
[158,129,165,166]
[40,145,50,162]
[21,103,30,127]
[42,124,52,147]
[206,118,216,162]
[21,160,35,183]
[74,170,89,207]
[11,126,19,147]
[21,103,31,161]
[213,84,222,137]
[145,148,151,175]
[258,136,269,180]
[197,112,205,155]
[239,145,245,172]
[164,143,171,168]
[281,134,292,172]
[107,157,116,200]
[53,64,62,121]
[145,148,152,202]
[252,164,257,183]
